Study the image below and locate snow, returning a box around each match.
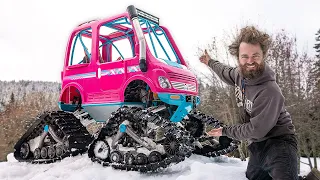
[300,157,320,176]
[1,153,318,180]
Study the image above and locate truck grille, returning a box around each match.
[167,72,196,83]
[171,81,197,92]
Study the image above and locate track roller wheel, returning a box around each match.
[124,152,135,165]
[47,146,56,159]
[164,135,180,155]
[93,140,110,161]
[148,151,162,163]
[110,151,123,163]
[20,143,30,159]
[40,147,48,159]
[55,145,64,157]
[136,153,148,165]
[34,148,41,159]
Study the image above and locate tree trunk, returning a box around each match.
[298,150,301,174]
[312,138,318,169]
[307,155,314,170]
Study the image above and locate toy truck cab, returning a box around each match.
[59,5,200,123]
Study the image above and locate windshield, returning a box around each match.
[140,18,181,64]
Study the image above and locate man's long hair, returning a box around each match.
[228,26,271,58]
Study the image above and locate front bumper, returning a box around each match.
[157,93,200,122]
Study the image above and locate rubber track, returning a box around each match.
[13,111,94,164]
[187,111,239,157]
[88,106,193,172]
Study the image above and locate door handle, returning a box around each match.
[97,68,101,79]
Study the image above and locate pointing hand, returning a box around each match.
[199,49,211,66]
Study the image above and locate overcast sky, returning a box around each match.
[0,0,319,82]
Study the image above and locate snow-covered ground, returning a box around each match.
[0,153,318,180]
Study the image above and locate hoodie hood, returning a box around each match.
[242,63,276,86]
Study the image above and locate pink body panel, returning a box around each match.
[60,13,198,106]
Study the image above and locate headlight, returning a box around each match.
[158,76,171,89]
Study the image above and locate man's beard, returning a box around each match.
[240,61,265,79]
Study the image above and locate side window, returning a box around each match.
[98,41,104,63]
[69,29,92,66]
[111,39,133,62]
[98,17,135,63]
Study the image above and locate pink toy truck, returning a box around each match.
[14,5,237,172]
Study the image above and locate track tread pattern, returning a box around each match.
[187,111,239,157]
[88,106,193,172]
[13,111,94,164]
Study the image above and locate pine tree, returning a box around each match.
[307,29,320,169]
[10,92,15,104]
[315,29,320,59]
[312,29,320,95]
[310,29,320,105]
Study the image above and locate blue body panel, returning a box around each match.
[158,93,200,122]
[59,93,200,123]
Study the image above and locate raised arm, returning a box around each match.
[200,49,236,86]
[208,59,236,86]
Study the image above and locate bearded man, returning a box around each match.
[200,26,299,180]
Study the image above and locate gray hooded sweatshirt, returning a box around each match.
[208,59,295,143]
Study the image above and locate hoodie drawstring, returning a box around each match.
[241,79,246,111]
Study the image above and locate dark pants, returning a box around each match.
[246,134,299,180]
